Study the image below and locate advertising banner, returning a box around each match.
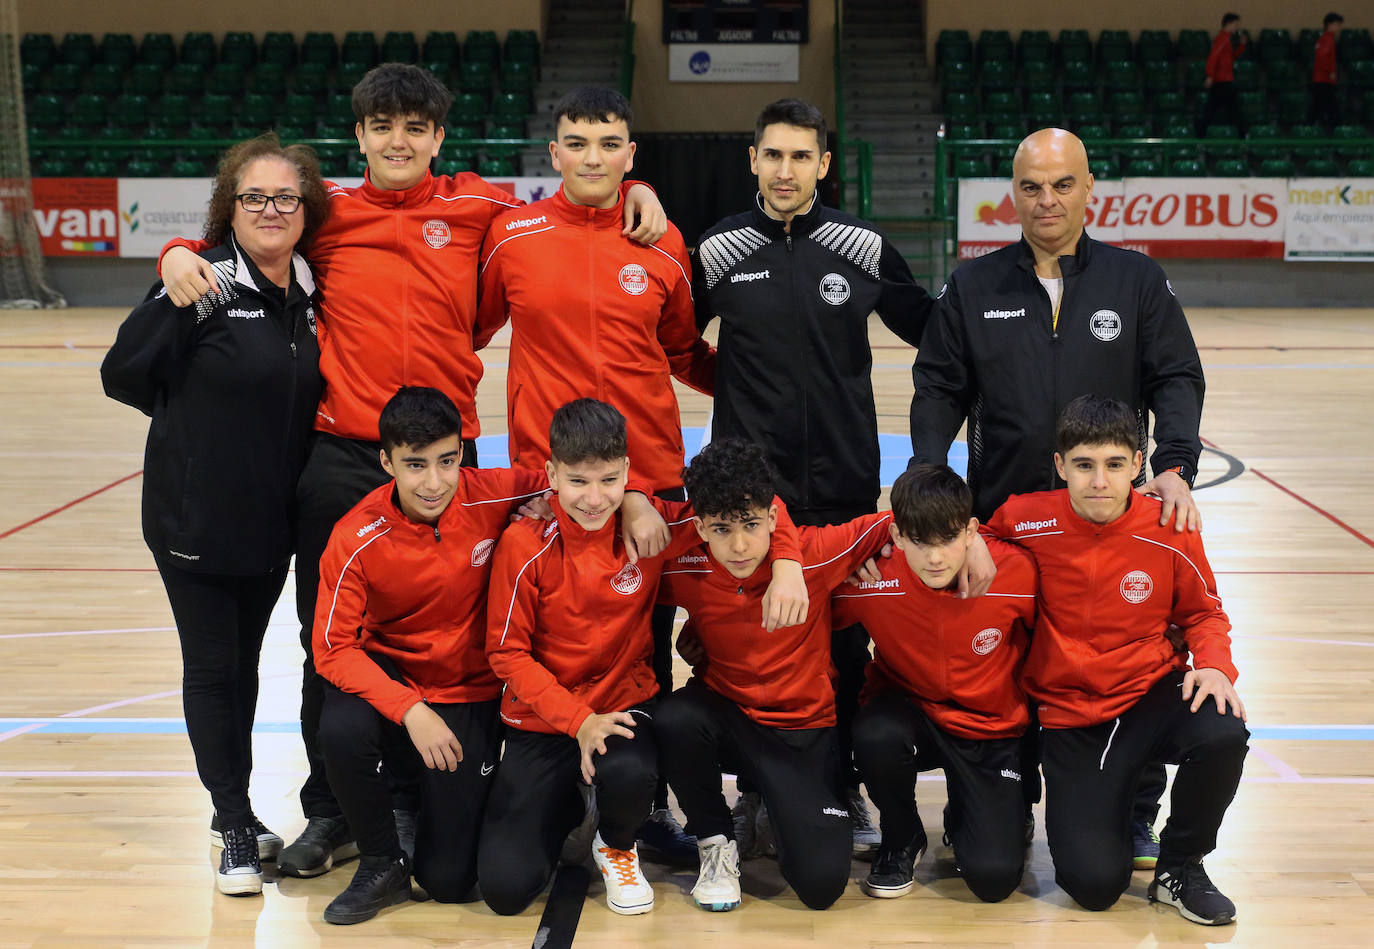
[668,44,800,82]
[31,178,119,256]
[117,178,214,258]
[1283,179,1374,261]
[957,177,1287,260]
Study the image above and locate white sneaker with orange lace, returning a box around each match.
[592,831,654,915]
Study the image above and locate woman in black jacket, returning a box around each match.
[102,134,328,896]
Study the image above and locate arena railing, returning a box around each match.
[620,0,636,99]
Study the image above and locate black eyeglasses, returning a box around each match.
[235,193,303,213]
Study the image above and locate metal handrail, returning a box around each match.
[832,0,847,209]
[620,0,636,99]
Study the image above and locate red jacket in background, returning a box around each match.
[313,467,547,724]
[487,496,800,737]
[162,170,522,442]
[475,187,715,491]
[986,490,1236,730]
[1206,30,1245,82]
[658,512,892,730]
[832,537,1037,740]
[1314,31,1338,83]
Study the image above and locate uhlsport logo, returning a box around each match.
[1090,309,1122,341]
[676,553,709,565]
[1014,517,1058,533]
[984,307,1026,320]
[857,577,900,591]
[356,516,387,538]
[611,562,643,595]
[422,219,451,248]
[972,627,1003,655]
[819,272,850,305]
[505,214,547,231]
[730,269,769,284]
[619,263,649,295]
[471,538,496,567]
[1120,569,1154,604]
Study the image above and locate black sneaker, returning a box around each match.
[323,855,411,925]
[637,808,699,866]
[1148,856,1236,925]
[861,830,927,899]
[210,813,284,862]
[216,825,263,896]
[1132,819,1161,870]
[278,816,360,878]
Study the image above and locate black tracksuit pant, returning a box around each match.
[318,679,500,903]
[156,556,288,830]
[293,431,476,820]
[477,699,660,916]
[656,683,851,910]
[1041,669,1249,911]
[852,691,1025,902]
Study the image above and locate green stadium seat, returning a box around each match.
[1237,90,1269,126]
[1128,157,1162,175]
[1303,158,1341,176]
[59,33,96,68]
[123,157,162,177]
[420,61,454,86]
[1115,124,1154,162]
[153,94,192,127]
[1338,29,1374,65]
[82,63,124,96]
[423,31,461,65]
[1160,119,1198,162]
[261,32,297,68]
[248,63,287,96]
[1017,34,1053,67]
[1204,124,1244,160]
[81,157,119,176]
[294,62,329,95]
[940,59,974,91]
[1026,91,1056,113]
[21,62,44,94]
[449,92,488,127]
[501,59,536,93]
[238,93,277,130]
[325,93,356,127]
[954,156,989,178]
[21,33,57,69]
[1176,30,1210,60]
[1026,110,1064,131]
[1109,90,1146,124]
[1257,157,1295,176]
[1091,157,1120,179]
[1289,124,1325,161]
[383,31,419,63]
[936,30,973,65]
[221,32,257,68]
[139,33,176,68]
[110,94,150,129]
[486,122,526,141]
[208,62,246,96]
[1067,90,1102,123]
[944,90,979,120]
[301,32,338,68]
[99,33,136,69]
[1232,60,1261,92]
[981,58,1015,89]
[984,89,1019,113]
[170,157,209,177]
[989,121,1025,139]
[70,93,108,128]
[42,63,82,94]
[1141,61,1179,96]
[464,31,500,65]
[343,31,379,67]
[1265,59,1303,92]
[1098,30,1131,64]
[198,94,236,130]
[478,155,517,177]
[1246,123,1286,160]
[1170,158,1206,176]
[1137,30,1171,64]
[1349,60,1374,92]
[1333,124,1373,160]
[945,121,984,140]
[36,156,77,177]
[1184,60,1208,93]
[1021,59,1054,92]
[1346,158,1374,175]
[124,62,163,96]
[978,30,1013,66]
[1212,158,1250,176]
[337,61,370,92]
[180,32,217,68]
[1153,91,1189,121]
[446,123,481,142]
[1256,29,1292,66]
[283,93,318,127]
[1058,29,1092,65]
[505,30,540,65]
[1362,91,1374,124]
[459,60,495,94]
[1076,123,1110,141]
[1277,90,1310,127]
[1062,60,1095,92]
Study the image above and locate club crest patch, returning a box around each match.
[471,538,496,567]
[619,264,649,295]
[611,562,643,595]
[819,272,851,305]
[1120,570,1153,604]
[1090,309,1122,341]
[422,219,451,249]
[972,627,1003,655]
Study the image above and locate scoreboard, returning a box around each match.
[662,0,809,44]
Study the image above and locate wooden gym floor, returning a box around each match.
[0,305,1372,946]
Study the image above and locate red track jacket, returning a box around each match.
[1207,30,1246,82]
[986,490,1236,729]
[163,170,523,442]
[832,537,1037,740]
[487,496,800,736]
[1314,31,1338,84]
[475,187,715,490]
[657,512,893,730]
[312,467,546,724]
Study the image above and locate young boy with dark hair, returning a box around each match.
[156,64,669,877]
[480,403,804,917]
[832,464,1036,902]
[986,394,1249,925]
[653,438,901,913]
[476,85,716,859]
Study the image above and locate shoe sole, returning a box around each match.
[209,831,284,862]
[279,842,361,879]
[862,879,914,899]
[606,896,654,916]
[1134,855,1159,870]
[216,872,264,896]
[1148,885,1235,926]
[694,897,740,912]
[322,887,409,925]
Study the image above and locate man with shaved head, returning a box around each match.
[908,127,1207,883]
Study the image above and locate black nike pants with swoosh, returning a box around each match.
[318,679,500,903]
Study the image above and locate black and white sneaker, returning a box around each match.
[210,813,283,862]
[216,825,264,896]
[1148,856,1236,925]
[323,855,411,925]
[278,816,360,878]
[861,830,927,899]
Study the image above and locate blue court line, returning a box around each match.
[3,719,1370,740]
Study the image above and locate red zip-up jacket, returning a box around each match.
[313,467,546,724]
[986,490,1236,730]
[831,538,1037,740]
[162,170,523,442]
[475,187,715,491]
[1314,31,1338,83]
[657,512,892,730]
[1206,30,1245,82]
[487,496,801,736]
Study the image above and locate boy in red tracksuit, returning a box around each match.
[1312,12,1344,128]
[312,387,667,924]
[476,86,716,858]
[653,439,903,913]
[833,463,1037,903]
[480,401,804,918]
[155,65,670,877]
[1200,12,1247,133]
[986,394,1249,926]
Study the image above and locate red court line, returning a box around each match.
[1249,467,1374,550]
[0,470,143,540]
[0,344,109,350]
[1197,346,1374,351]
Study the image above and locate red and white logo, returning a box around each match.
[611,562,643,595]
[618,263,649,295]
[422,219,451,248]
[972,628,1002,655]
[471,538,496,567]
[1120,570,1154,604]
